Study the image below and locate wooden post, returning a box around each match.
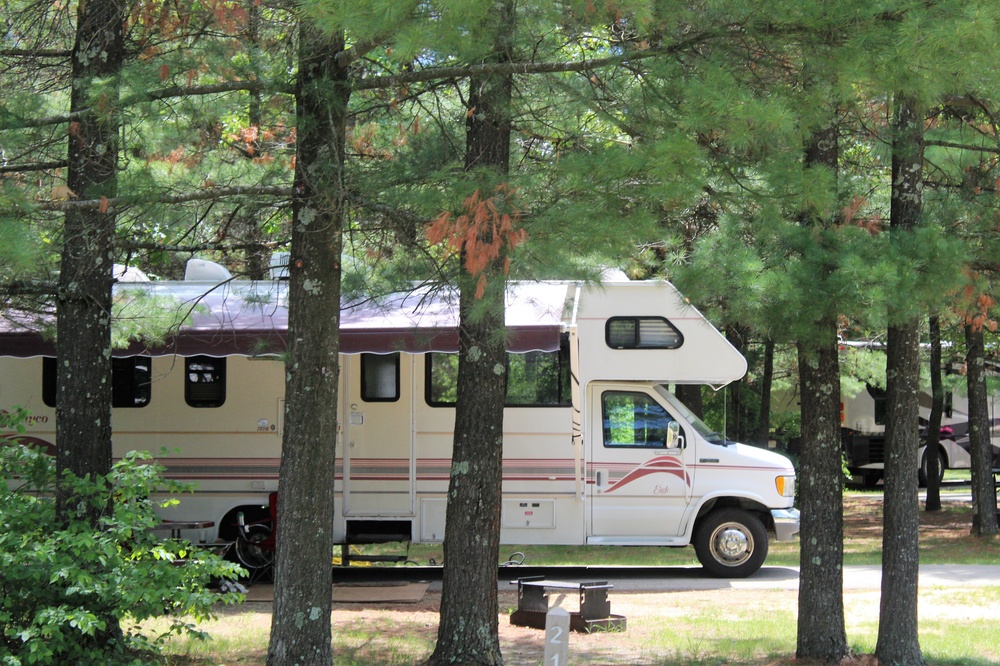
[544,606,570,666]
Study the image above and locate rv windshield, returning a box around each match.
[654,385,727,445]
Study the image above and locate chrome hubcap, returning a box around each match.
[714,524,751,564]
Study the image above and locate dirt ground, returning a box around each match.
[181,498,996,665]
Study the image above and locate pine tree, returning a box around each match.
[965,318,999,535]
[55,0,127,517]
[876,92,925,666]
[266,24,349,666]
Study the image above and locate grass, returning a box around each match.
[149,489,1000,666]
[154,587,1000,665]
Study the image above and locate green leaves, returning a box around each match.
[0,446,244,665]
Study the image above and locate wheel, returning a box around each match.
[918,447,945,487]
[860,471,882,489]
[693,508,768,578]
[234,523,274,570]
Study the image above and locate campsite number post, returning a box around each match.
[544,606,570,665]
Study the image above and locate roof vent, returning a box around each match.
[112,264,150,282]
[185,259,233,282]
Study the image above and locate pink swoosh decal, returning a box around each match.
[606,456,690,492]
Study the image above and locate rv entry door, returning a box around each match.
[342,353,415,517]
[587,383,693,542]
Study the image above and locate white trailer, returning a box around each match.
[0,261,798,577]
[839,381,1000,487]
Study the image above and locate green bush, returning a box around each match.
[0,439,245,665]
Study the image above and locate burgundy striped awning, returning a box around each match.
[0,281,571,358]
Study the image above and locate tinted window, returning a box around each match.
[43,356,151,408]
[866,385,886,426]
[426,344,571,407]
[186,356,226,407]
[362,353,400,402]
[602,391,673,448]
[606,317,682,349]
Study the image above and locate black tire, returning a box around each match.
[860,471,882,489]
[693,508,768,578]
[234,523,274,570]
[918,447,945,487]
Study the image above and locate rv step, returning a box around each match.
[348,533,410,544]
[344,554,408,563]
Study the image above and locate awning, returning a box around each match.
[0,281,571,358]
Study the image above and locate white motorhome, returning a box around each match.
[839,382,1000,487]
[0,261,798,577]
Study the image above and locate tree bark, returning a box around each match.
[924,315,943,512]
[795,120,849,663]
[429,3,514,664]
[266,25,347,666]
[675,384,704,419]
[795,331,848,661]
[876,92,924,666]
[55,0,125,517]
[756,337,774,447]
[725,324,750,441]
[428,281,507,666]
[965,323,999,535]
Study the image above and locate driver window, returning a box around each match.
[602,391,677,448]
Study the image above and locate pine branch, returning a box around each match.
[40,184,293,211]
[922,139,1000,155]
[0,160,68,174]
[0,49,70,58]
[2,81,295,130]
[0,279,58,298]
[354,47,667,91]
[118,240,289,253]
[5,28,725,131]
[347,192,431,226]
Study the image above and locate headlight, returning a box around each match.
[775,475,795,498]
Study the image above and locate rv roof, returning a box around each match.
[0,281,571,358]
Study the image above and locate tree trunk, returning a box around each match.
[924,315,943,512]
[429,3,514,664]
[756,337,774,447]
[794,120,849,663]
[876,92,924,666]
[725,324,749,441]
[795,330,848,661]
[267,25,347,666]
[429,281,507,666]
[965,323,999,535]
[55,0,125,518]
[675,384,704,419]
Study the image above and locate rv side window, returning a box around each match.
[866,385,886,426]
[606,317,682,350]
[506,348,571,406]
[185,356,226,408]
[602,391,673,448]
[426,347,571,407]
[361,353,400,402]
[426,353,460,405]
[42,356,152,408]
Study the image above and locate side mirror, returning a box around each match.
[666,420,681,449]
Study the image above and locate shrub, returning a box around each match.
[0,440,245,665]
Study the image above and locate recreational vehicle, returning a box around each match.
[0,260,799,577]
[840,382,1000,487]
